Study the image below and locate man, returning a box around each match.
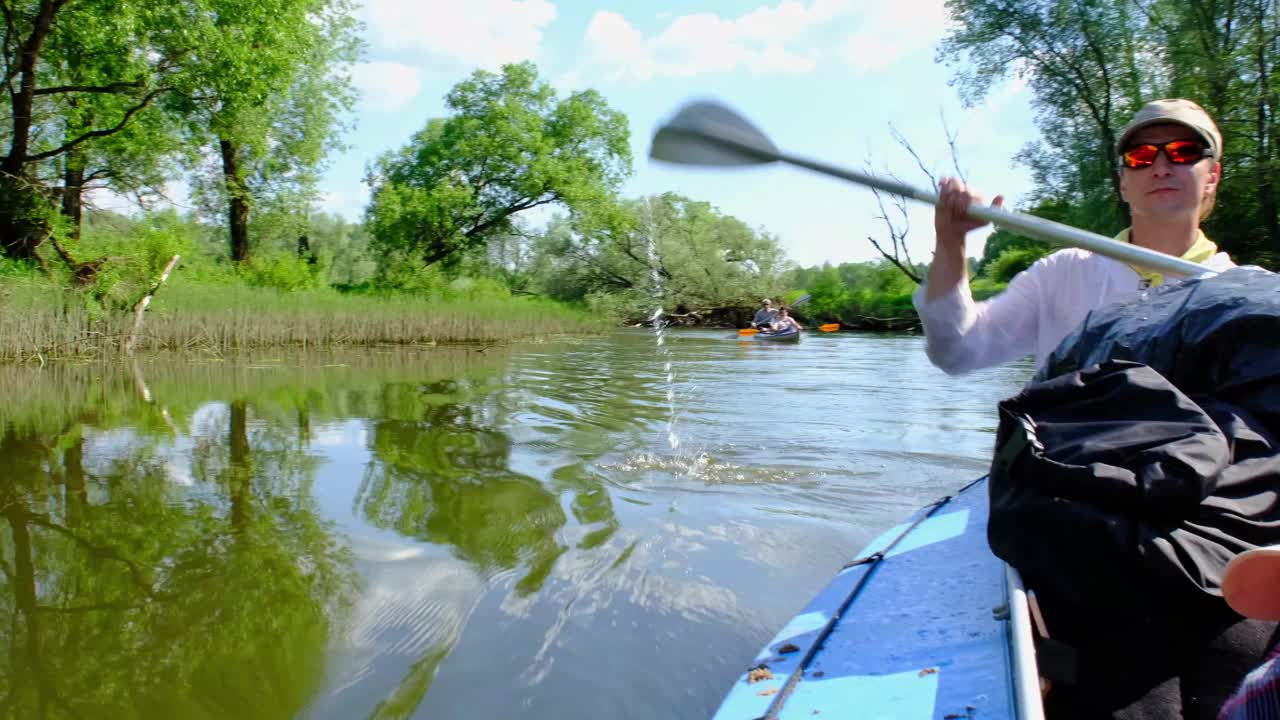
[920,98,1264,718]
[913,98,1234,374]
[751,299,778,329]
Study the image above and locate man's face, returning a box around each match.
[1119,123,1220,222]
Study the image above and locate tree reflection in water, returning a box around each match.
[0,393,354,720]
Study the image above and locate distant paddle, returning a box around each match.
[650,100,1211,279]
[739,328,759,336]
[819,323,840,332]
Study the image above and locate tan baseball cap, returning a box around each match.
[1222,545,1280,620]
[1116,98,1222,161]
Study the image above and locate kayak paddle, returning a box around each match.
[649,100,1211,279]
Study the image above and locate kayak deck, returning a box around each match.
[713,476,1033,719]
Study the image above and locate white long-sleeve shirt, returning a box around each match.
[911,247,1236,375]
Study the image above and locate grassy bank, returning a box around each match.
[0,276,602,362]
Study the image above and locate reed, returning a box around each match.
[0,279,602,361]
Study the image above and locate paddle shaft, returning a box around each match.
[781,152,1205,277]
[673,126,1209,278]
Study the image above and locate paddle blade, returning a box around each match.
[819,323,840,332]
[739,328,759,335]
[650,101,780,167]
[790,293,812,308]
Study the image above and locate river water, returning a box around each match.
[0,329,1033,719]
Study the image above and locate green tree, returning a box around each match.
[521,193,789,321]
[804,264,852,318]
[984,247,1044,282]
[0,0,196,261]
[973,199,1062,275]
[306,212,377,287]
[1154,0,1280,265]
[940,0,1153,236]
[183,0,362,263]
[786,260,926,330]
[365,62,632,269]
[40,20,192,241]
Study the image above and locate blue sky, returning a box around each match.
[321,0,1039,266]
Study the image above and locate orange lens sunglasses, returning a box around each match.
[1121,140,1212,169]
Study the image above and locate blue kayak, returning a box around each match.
[711,476,1043,719]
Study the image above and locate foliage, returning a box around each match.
[975,228,1051,275]
[240,254,330,292]
[520,193,789,322]
[0,0,221,257]
[372,250,449,295]
[365,62,632,268]
[985,247,1048,283]
[182,0,363,261]
[973,199,1063,275]
[788,260,924,327]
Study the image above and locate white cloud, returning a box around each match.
[843,0,950,73]
[581,1,850,83]
[734,0,852,42]
[316,185,371,220]
[351,61,422,111]
[585,11,653,80]
[361,0,556,69]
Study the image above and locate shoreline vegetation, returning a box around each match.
[0,193,1026,361]
[0,275,603,362]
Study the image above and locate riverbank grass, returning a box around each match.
[0,277,601,361]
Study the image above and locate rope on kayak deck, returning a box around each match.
[759,488,961,720]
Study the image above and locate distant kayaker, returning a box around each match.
[766,307,801,334]
[751,299,778,329]
[913,98,1235,375]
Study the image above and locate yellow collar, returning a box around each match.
[1114,227,1218,288]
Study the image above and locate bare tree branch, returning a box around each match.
[940,109,967,183]
[867,235,922,283]
[866,184,922,283]
[889,123,938,191]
